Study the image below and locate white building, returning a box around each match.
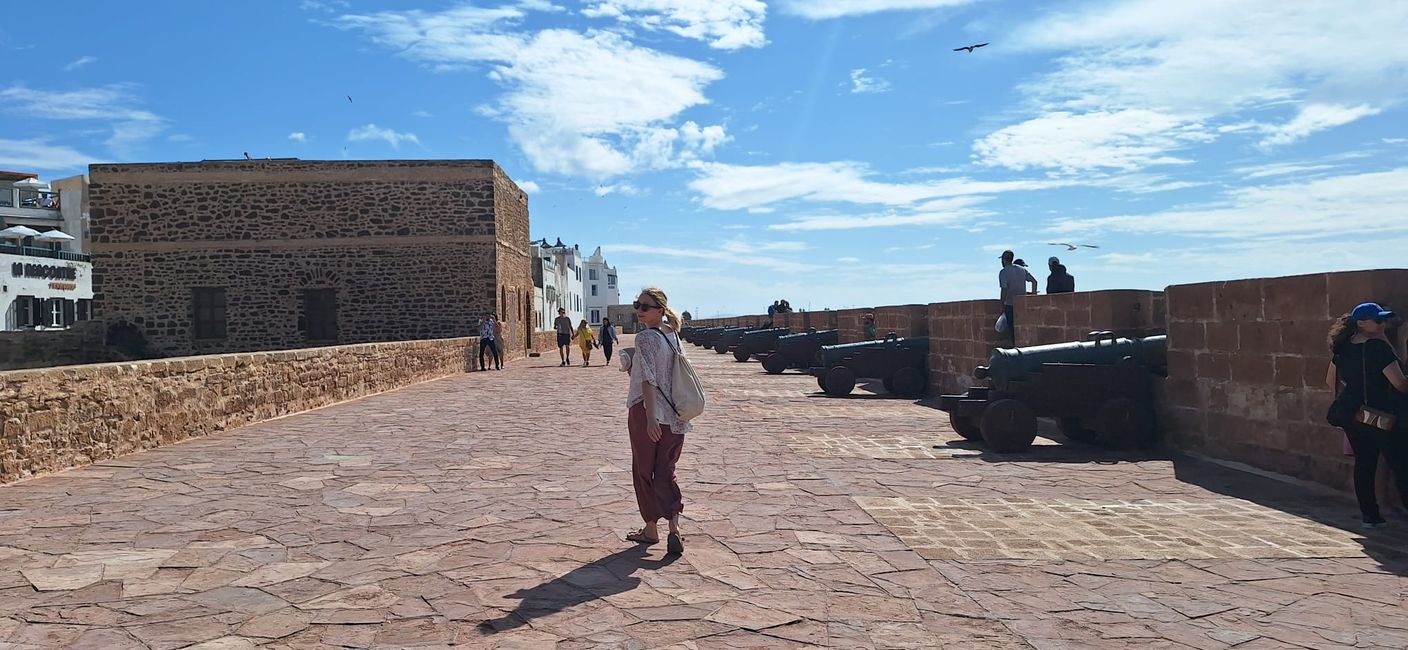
[584,246,619,326]
[531,238,585,329]
[2,172,94,330]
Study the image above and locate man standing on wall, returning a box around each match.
[555,307,574,367]
[998,250,1038,337]
[479,315,503,371]
[1047,256,1076,294]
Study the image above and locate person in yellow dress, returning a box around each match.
[576,319,598,367]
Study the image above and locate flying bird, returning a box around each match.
[1047,242,1100,251]
[953,43,989,53]
[347,95,353,104]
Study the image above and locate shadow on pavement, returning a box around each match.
[475,544,680,634]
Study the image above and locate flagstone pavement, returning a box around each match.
[3,335,1408,649]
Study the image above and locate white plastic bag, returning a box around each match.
[994,313,1009,333]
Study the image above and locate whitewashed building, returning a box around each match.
[584,246,619,326]
[1,172,94,330]
[532,239,585,330]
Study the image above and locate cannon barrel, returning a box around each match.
[975,333,1167,388]
[695,326,746,347]
[816,334,929,370]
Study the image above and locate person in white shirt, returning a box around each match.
[997,250,1037,337]
[624,287,690,556]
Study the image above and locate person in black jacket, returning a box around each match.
[1326,302,1408,528]
[1047,257,1075,294]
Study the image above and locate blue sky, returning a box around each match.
[4,1,1408,317]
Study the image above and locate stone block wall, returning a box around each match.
[0,337,479,483]
[836,308,874,343]
[928,299,1006,395]
[1014,290,1165,347]
[89,160,532,358]
[1159,270,1408,490]
[874,304,930,339]
[0,321,119,371]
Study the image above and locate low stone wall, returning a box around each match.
[835,308,873,343]
[1014,290,1165,348]
[0,322,120,371]
[928,299,1005,395]
[0,337,480,483]
[875,304,930,340]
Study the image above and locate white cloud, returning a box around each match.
[64,56,97,71]
[287,132,307,143]
[346,123,420,148]
[0,138,95,171]
[582,0,766,50]
[837,256,861,263]
[518,180,541,193]
[849,68,891,94]
[167,134,193,143]
[412,109,433,118]
[335,9,727,177]
[1233,161,1338,179]
[767,197,991,231]
[1384,137,1407,144]
[594,182,640,196]
[777,0,974,20]
[973,109,1215,173]
[1050,167,1408,240]
[688,160,1067,210]
[1256,103,1381,148]
[0,83,165,157]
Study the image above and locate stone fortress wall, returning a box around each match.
[690,269,1408,494]
[89,160,529,357]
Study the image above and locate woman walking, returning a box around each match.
[576,319,597,367]
[1326,302,1408,528]
[600,317,619,366]
[624,287,689,555]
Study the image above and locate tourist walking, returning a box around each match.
[554,308,574,367]
[576,319,597,367]
[479,315,502,371]
[600,317,619,366]
[997,250,1038,337]
[624,287,690,556]
[1047,256,1076,294]
[1326,302,1408,528]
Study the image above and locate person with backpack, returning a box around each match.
[624,287,694,556]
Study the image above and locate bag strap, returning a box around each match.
[647,327,683,417]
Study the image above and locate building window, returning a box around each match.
[14,295,34,327]
[303,289,338,342]
[591,309,600,323]
[607,274,616,289]
[77,299,91,321]
[589,269,598,281]
[591,284,598,296]
[193,288,227,339]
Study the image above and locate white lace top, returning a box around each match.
[627,328,692,434]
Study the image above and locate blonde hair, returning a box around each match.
[641,287,685,331]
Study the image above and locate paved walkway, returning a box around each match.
[3,336,1408,649]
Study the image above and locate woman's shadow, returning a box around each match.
[476,544,680,634]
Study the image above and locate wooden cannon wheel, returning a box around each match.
[1092,398,1156,450]
[949,413,983,440]
[980,399,1038,453]
[892,367,926,398]
[714,342,729,354]
[733,349,752,362]
[823,366,857,396]
[762,354,788,374]
[1057,417,1099,443]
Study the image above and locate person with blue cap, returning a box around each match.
[1326,302,1408,528]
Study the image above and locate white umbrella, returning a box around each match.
[34,230,74,242]
[0,225,41,239]
[12,177,47,190]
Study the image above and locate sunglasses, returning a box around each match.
[633,300,662,311]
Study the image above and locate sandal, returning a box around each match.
[626,529,659,545]
[666,532,685,556]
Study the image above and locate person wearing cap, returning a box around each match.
[997,250,1037,336]
[1047,256,1075,294]
[1326,302,1408,528]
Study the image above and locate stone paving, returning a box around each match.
[2,336,1408,648]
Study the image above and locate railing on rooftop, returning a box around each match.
[0,189,60,211]
[0,243,91,263]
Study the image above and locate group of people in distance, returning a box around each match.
[552,307,621,367]
[996,249,1077,335]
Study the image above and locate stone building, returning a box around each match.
[584,246,619,326]
[89,159,534,357]
[531,239,585,329]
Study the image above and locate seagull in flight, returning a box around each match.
[347,95,353,104]
[953,42,989,53]
[1047,242,1100,251]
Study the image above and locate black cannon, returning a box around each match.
[680,326,702,343]
[731,327,792,362]
[692,327,740,349]
[809,333,930,398]
[713,327,769,354]
[937,332,1167,453]
[763,329,839,374]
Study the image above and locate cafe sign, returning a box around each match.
[10,262,78,281]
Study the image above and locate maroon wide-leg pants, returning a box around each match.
[628,403,684,523]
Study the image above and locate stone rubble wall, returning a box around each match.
[0,337,477,483]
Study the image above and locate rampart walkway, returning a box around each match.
[1,336,1406,648]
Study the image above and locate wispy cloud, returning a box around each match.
[411,109,433,118]
[346,123,420,148]
[63,56,97,71]
[767,196,991,231]
[848,68,891,94]
[974,109,1215,173]
[287,132,307,143]
[594,182,640,196]
[0,83,165,157]
[0,138,96,171]
[606,242,819,273]
[1256,103,1381,149]
[777,0,974,20]
[582,0,767,50]
[518,180,541,193]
